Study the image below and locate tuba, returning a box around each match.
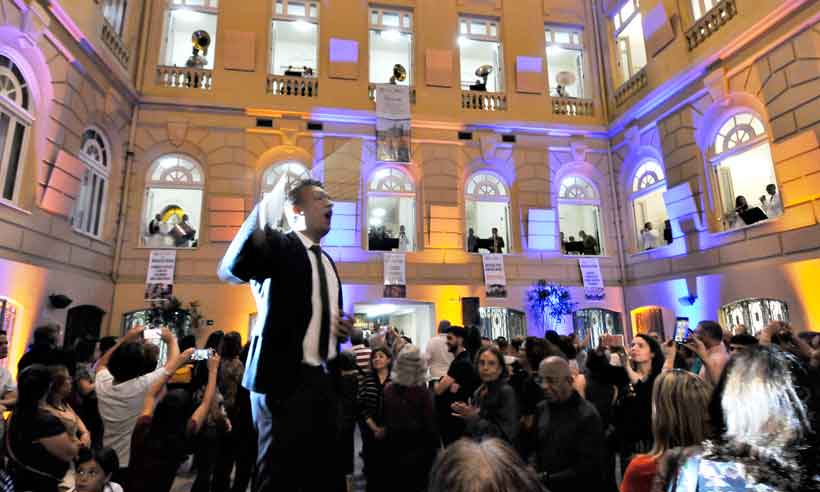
[390,64,407,84]
[186,30,211,69]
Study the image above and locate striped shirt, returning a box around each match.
[357,371,391,424]
[351,344,372,373]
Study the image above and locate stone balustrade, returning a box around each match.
[156,66,213,90]
[685,0,738,50]
[461,90,507,111]
[551,97,594,117]
[267,75,319,97]
[614,68,648,106]
[101,21,129,68]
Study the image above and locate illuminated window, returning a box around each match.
[73,129,110,238]
[720,298,788,336]
[160,0,219,69]
[370,7,413,84]
[0,55,32,204]
[631,160,668,251]
[142,155,204,248]
[260,161,311,231]
[691,0,717,21]
[545,26,585,98]
[711,112,780,230]
[367,167,416,251]
[465,172,510,253]
[0,297,18,368]
[573,308,623,349]
[558,176,604,255]
[271,0,320,76]
[459,16,504,92]
[612,0,646,85]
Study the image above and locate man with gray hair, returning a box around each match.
[532,356,607,492]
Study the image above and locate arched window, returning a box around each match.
[465,172,510,253]
[0,55,32,204]
[711,112,780,230]
[631,160,668,251]
[720,298,788,337]
[367,166,416,251]
[260,161,311,231]
[558,175,603,255]
[160,0,219,69]
[73,129,110,237]
[573,308,623,349]
[142,154,204,248]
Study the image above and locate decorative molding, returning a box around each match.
[167,122,189,148]
[223,31,256,72]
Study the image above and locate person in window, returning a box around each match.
[467,228,479,253]
[579,230,599,255]
[759,183,783,217]
[398,224,411,251]
[639,222,657,251]
[663,220,673,245]
[174,214,197,247]
[148,214,162,235]
[490,227,505,253]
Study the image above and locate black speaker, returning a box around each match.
[307,121,323,131]
[458,131,473,140]
[502,134,516,143]
[256,118,273,128]
[461,297,480,327]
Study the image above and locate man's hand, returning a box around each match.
[79,433,91,449]
[684,336,707,359]
[373,426,386,440]
[451,401,479,420]
[662,340,677,361]
[335,314,353,342]
[450,382,461,394]
[207,352,222,373]
[160,326,175,343]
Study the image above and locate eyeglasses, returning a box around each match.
[76,469,100,478]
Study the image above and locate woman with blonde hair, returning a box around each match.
[620,369,711,492]
[660,345,818,492]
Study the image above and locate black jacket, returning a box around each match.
[218,204,343,397]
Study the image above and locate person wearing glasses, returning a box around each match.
[75,447,122,492]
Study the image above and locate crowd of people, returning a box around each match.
[0,314,818,492]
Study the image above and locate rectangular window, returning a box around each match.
[612,0,646,85]
[691,0,717,21]
[161,2,219,69]
[0,298,17,368]
[459,16,503,92]
[545,26,585,98]
[271,0,320,76]
[73,169,107,238]
[369,7,413,84]
[2,121,25,202]
[102,0,128,35]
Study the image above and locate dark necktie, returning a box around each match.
[310,245,331,360]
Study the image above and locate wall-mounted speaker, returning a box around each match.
[307,121,323,131]
[458,131,473,140]
[461,297,480,327]
[502,134,516,143]
[256,118,273,128]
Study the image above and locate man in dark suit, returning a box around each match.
[218,179,352,492]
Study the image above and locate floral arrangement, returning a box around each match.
[526,280,576,333]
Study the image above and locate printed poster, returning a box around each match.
[145,250,176,301]
[482,254,507,298]
[375,84,411,163]
[383,252,407,298]
[579,258,605,300]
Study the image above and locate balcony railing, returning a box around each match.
[552,97,594,117]
[367,84,416,104]
[101,21,129,68]
[686,0,738,50]
[614,68,648,106]
[461,91,507,111]
[156,66,213,90]
[267,75,319,97]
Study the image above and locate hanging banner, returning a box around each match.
[145,250,177,301]
[375,84,411,163]
[579,258,605,300]
[383,252,407,298]
[482,254,507,298]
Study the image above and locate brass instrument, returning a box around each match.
[469,64,493,91]
[186,30,211,68]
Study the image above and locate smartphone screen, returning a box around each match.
[674,317,691,343]
[191,349,211,361]
[143,328,162,340]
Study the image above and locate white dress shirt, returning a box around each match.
[424,334,454,381]
[640,229,658,250]
[295,231,340,366]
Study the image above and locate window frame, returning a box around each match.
[270,1,320,76]
[369,6,414,84]
[458,15,504,92]
[141,154,205,249]
[690,0,717,22]
[73,128,111,239]
[544,24,586,98]
[102,0,128,35]
[465,171,511,254]
[0,55,33,207]
[366,166,417,252]
[629,159,668,252]
[161,0,220,70]
[557,175,605,256]
[611,0,645,82]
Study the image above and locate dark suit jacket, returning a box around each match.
[218,205,343,397]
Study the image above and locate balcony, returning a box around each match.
[614,68,648,106]
[267,75,319,98]
[101,21,129,69]
[367,84,416,104]
[686,0,738,50]
[461,91,507,111]
[156,66,213,90]
[551,97,594,117]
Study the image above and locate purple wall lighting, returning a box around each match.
[516,56,542,73]
[329,38,359,64]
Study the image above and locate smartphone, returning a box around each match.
[143,328,162,340]
[609,334,625,347]
[191,349,211,361]
[674,317,692,344]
